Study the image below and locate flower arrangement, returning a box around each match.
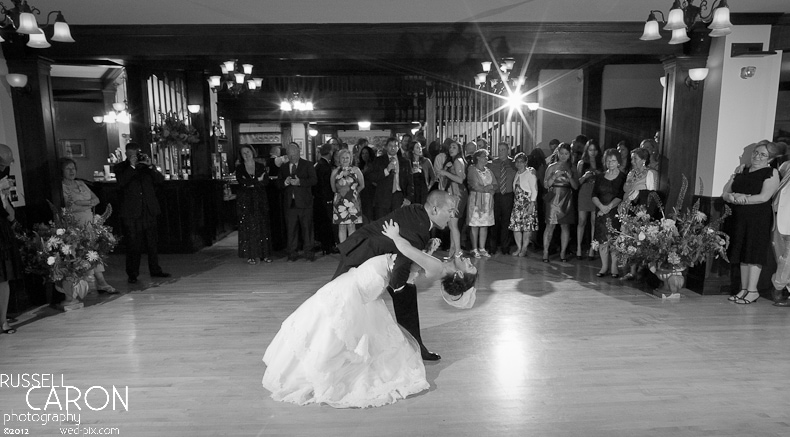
[151,111,200,147]
[603,176,731,271]
[17,204,119,284]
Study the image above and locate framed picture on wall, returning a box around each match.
[60,139,87,158]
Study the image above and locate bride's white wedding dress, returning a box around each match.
[262,254,429,408]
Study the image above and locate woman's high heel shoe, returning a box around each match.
[735,291,760,305]
[728,290,747,302]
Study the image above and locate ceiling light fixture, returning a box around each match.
[474,57,526,95]
[94,101,130,124]
[280,93,314,112]
[208,60,262,97]
[0,0,75,47]
[640,0,733,44]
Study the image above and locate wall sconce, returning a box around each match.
[685,67,709,89]
[740,66,756,79]
[6,73,30,93]
[358,121,371,131]
[525,102,539,111]
[308,128,318,137]
[187,104,201,114]
[92,116,104,124]
[660,76,667,88]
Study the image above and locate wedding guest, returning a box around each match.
[545,138,560,165]
[314,143,336,255]
[116,142,170,284]
[0,144,19,334]
[357,145,376,223]
[723,141,781,304]
[528,148,548,250]
[235,144,272,265]
[592,149,626,277]
[352,138,368,167]
[570,134,588,167]
[331,149,364,243]
[369,137,414,220]
[467,149,497,258]
[61,158,117,292]
[542,143,578,262]
[509,153,538,257]
[640,139,660,171]
[620,147,659,281]
[266,145,286,251]
[279,142,318,262]
[435,138,467,258]
[771,156,790,306]
[576,139,603,260]
[406,141,436,205]
[617,141,631,173]
[488,141,517,255]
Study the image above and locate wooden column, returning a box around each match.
[125,64,149,151]
[6,57,61,225]
[186,71,211,178]
[581,63,604,142]
[660,55,707,210]
[101,88,121,154]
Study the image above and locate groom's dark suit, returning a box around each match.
[334,204,431,351]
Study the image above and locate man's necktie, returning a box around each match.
[499,161,508,194]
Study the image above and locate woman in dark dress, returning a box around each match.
[406,142,436,205]
[542,143,579,262]
[576,139,603,259]
[235,144,273,265]
[357,145,376,224]
[592,149,626,277]
[723,141,781,304]
[0,144,20,334]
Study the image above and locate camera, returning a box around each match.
[138,153,149,162]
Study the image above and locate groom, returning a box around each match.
[334,190,457,361]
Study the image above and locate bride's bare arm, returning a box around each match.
[382,220,443,277]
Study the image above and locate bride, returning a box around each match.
[262,220,478,408]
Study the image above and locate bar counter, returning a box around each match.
[90,179,237,254]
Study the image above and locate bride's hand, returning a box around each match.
[381,219,401,240]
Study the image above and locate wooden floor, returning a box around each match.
[2,233,790,437]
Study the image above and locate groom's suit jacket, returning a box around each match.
[334,204,431,290]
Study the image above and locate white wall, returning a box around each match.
[536,69,583,151]
[696,25,782,196]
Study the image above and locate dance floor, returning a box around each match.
[2,233,790,437]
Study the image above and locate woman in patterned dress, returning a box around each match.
[466,149,497,258]
[509,153,539,257]
[435,138,468,259]
[331,149,365,243]
[592,149,626,277]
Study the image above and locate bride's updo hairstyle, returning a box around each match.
[441,270,477,297]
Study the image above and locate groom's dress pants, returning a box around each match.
[388,283,421,345]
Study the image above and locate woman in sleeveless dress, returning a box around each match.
[466,149,496,258]
[723,141,781,304]
[61,158,117,294]
[509,153,539,257]
[262,221,477,408]
[576,140,602,260]
[620,148,659,280]
[591,149,626,278]
[331,149,365,243]
[435,139,468,259]
[542,143,579,262]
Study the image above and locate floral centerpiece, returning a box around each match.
[17,204,119,305]
[605,177,730,295]
[151,111,200,147]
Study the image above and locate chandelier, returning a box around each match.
[474,58,526,95]
[0,0,74,47]
[640,0,733,44]
[280,93,314,112]
[208,60,263,97]
[93,101,131,125]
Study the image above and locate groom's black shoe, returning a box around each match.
[421,346,441,361]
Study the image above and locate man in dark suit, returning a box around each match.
[115,142,170,284]
[313,143,336,254]
[369,137,414,221]
[333,190,457,361]
[279,142,317,262]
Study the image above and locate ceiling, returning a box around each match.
[24,0,790,25]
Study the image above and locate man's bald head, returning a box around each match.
[0,144,14,170]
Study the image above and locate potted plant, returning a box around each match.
[607,177,731,298]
